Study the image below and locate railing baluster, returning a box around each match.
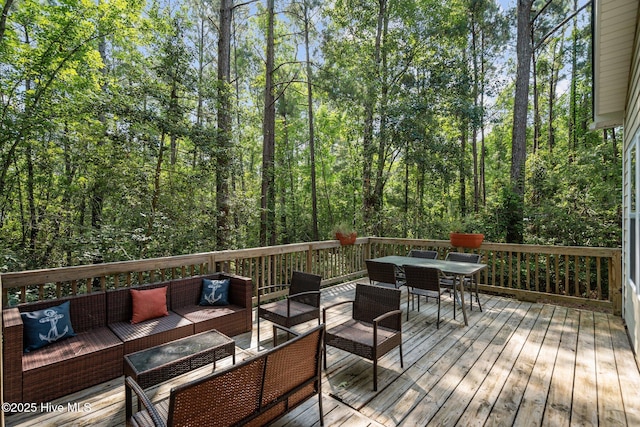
[586,256,591,298]
[533,253,537,292]
[597,257,602,299]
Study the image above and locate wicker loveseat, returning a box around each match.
[2,272,252,404]
[126,324,325,427]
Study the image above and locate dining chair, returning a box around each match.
[408,249,438,259]
[403,264,446,327]
[365,259,403,288]
[257,271,322,345]
[441,252,483,312]
[323,283,403,391]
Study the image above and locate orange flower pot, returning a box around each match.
[449,232,484,249]
[335,232,357,245]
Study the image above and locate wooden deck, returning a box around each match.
[5,280,640,427]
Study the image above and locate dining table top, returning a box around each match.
[370,255,487,276]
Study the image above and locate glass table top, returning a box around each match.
[126,330,233,372]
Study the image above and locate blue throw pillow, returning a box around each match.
[199,278,230,306]
[21,301,76,353]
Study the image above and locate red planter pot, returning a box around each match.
[449,232,484,249]
[335,232,357,245]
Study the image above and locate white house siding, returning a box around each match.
[623,16,640,359]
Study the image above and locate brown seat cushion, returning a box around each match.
[22,327,123,403]
[173,304,247,336]
[109,312,193,354]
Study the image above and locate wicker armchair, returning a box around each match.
[257,271,322,345]
[441,252,483,314]
[365,259,403,288]
[323,283,403,391]
[403,265,446,327]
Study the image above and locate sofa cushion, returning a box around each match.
[199,278,230,306]
[22,327,122,371]
[21,301,76,352]
[21,327,123,403]
[131,287,168,324]
[109,312,194,355]
[173,304,247,336]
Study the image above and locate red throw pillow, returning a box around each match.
[130,287,169,324]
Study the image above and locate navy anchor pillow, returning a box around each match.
[199,278,230,306]
[21,301,76,352]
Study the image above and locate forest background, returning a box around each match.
[0,0,621,272]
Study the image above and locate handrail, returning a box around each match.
[0,237,622,315]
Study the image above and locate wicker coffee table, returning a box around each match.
[124,330,235,389]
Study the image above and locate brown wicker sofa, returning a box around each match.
[2,272,252,404]
[2,292,123,404]
[126,324,325,427]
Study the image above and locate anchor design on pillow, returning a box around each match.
[204,281,223,305]
[24,308,69,343]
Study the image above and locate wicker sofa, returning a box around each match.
[2,272,252,404]
[126,324,325,427]
[2,292,123,404]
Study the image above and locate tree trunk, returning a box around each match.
[548,38,562,152]
[459,115,467,218]
[372,0,389,235]
[260,0,276,247]
[232,13,244,240]
[281,91,292,244]
[471,14,480,213]
[0,0,14,44]
[480,30,487,206]
[532,44,540,153]
[145,131,166,256]
[403,147,409,238]
[508,0,534,244]
[216,0,233,248]
[303,0,319,241]
[362,0,386,233]
[569,0,578,154]
[92,0,108,243]
[26,139,37,266]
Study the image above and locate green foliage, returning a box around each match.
[0,0,620,272]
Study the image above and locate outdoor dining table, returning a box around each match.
[370,255,487,326]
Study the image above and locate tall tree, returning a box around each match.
[216,0,233,248]
[508,0,534,243]
[260,0,276,246]
[302,0,319,241]
[362,0,388,234]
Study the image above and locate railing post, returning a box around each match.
[208,253,216,274]
[306,245,313,274]
[611,250,623,316]
[1,274,6,307]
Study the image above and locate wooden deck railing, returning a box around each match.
[0,237,622,315]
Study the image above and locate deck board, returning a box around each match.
[571,311,599,427]
[5,280,640,427]
[594,311,627,426]
[542,307,580,427]
[512,305,566,427]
